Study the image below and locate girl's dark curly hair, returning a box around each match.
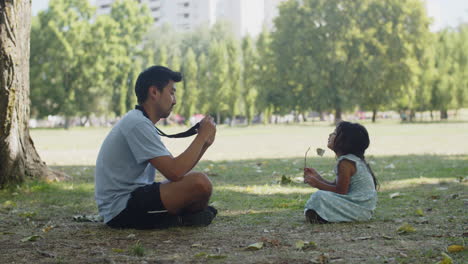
[333,121,378,190]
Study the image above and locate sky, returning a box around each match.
[31,0,468,32]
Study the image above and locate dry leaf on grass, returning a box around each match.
[111,248,125,253]
[245,242,264,251]
[20,235,42,242]
[295,240,317,250]
[415,208,424,216]
[42,225,55,233]
[353,236,372,241]
[397,223,416,234]
[438,252,453,264]
[390,192,403,199]
[447,245,465,253]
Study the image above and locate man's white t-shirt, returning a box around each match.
[95,110,171,223]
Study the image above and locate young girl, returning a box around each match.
[304,121,378,223]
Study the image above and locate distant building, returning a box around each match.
[95,0,287,37]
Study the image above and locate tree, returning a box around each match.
[109,0,152,116]
[256,28,280,124]
[431,30,457,119]
[225,36,242,126]
[453,24,468,112]
[0,0,63,187]
[197,53,210,113]
[30,0,96,126]
[206,40,229,123]
[169,47,184,116]
[180,48,199,122]
[241,35,259,125]
[358,0,432,122]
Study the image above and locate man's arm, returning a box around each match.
[149,116,216,181]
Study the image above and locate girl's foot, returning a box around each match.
[305,209,328,224]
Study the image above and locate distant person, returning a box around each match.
[303,121,378,223]
[95,66,217,229]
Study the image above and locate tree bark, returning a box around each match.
[0,0,64,188]
[334,108,342,124]
[440,109,448,120]
[372,109,377,123]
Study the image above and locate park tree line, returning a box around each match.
[30,0,468,126]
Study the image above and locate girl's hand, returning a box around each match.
[304,167,320,187]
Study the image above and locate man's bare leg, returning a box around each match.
[159,171,213,215]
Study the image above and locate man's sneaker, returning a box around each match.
[207,205,218,216]
[181,207,217,227]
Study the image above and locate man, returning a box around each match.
[95,65,217,229]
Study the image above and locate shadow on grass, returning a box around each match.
[0,154,465,225]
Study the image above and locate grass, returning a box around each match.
[0,121,467,263]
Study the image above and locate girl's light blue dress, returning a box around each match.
[304,154,377,222]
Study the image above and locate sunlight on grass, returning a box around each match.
[31,122,468,165]
[380,177,464,191]
[218,185,312,195]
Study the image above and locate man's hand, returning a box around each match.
[198,115,216,147]
[303,167,321,187]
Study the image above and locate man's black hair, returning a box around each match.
[135,65,182,104]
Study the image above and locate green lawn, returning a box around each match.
[0,121,467,263]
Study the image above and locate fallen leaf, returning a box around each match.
[415,208,424,216]
[295,240,305,250]
[438,252,453,264]
[19,211,36,218]
[191,243,202,248]
[382,235,393,240]
[397,223,416,234]
[295,240,316,250]
[245,242,263,251]
[42,225,54,233]
[353,236,372,241]
[20,235,42,242]
[194,252,207,258]
[318,253,329,264]
[447,245,465,253]
[390,192,403,199]
[127,234,136,239]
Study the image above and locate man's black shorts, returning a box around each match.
[106,182,179,229]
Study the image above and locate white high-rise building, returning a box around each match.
[95,0,287,37]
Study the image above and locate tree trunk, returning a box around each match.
[409,110,415,122]
[0,0,64,188]
[440,109,448,120]
[371,109,377,123]
[334,108,342,124]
